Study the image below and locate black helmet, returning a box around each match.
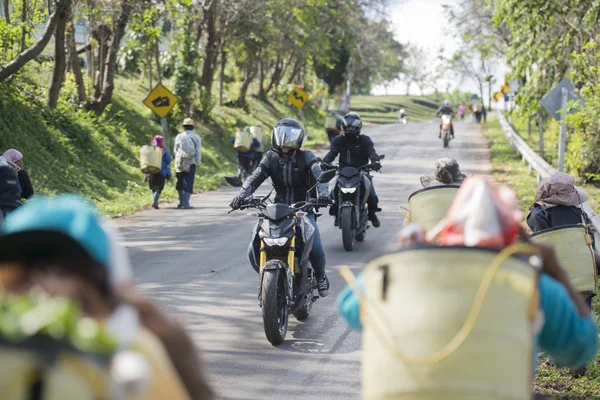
[343,112,362,136]
[271,118,306,152]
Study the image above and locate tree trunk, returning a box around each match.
[198,0,218,96]
[20,0,26,52]
[287,58,301,85]
[48,0,70,108]
[405,81,412,95]
[265,56,282,94]
[67,16,86,103]
[0,0,68,83]
[92,25,111,100]
[219,47,226,106]
[146,49,152,91]
[154,40,161,81]
[87,0,132,115]
[2,0,9,23]
[258,56,266,100]
[238,60,257,107]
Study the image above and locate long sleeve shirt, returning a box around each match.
[175,131,202,165]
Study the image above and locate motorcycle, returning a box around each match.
[398,116,407,124]
[226,169,335,345]
[323,155,385,252]
[441,114,453,148]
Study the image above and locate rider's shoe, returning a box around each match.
[317,275,330,297]
[369,213,381,228]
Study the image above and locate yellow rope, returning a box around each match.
[340,244,540,366]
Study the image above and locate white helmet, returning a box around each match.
[443,100,451,107]
[399,109,405,114]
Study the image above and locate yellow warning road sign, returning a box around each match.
[143,83,179,118]
[288,88,309,109]
[493,92,504,102]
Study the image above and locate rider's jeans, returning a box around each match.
[366,174,379,212]
[247,213,327,279]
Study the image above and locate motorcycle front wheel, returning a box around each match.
[262,269,288,345]
[342,207,355,251]
[443,132,450,148]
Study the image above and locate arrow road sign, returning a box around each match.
[143,83,179,118]
[288,88,309,109]
[541,79,585,121]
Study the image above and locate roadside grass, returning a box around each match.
[4,65,326,216]
[507,114,600,210]
[484,117,600,400]
[351,95,439,124]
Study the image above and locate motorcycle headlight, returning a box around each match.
[263,237,289,247]
[340,187,357,194]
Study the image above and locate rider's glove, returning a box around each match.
[371,162,382,172]
[318,194,332,205]
[321,163,333,171]
[230,195,248,209]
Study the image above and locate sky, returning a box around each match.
[371,0,507,97]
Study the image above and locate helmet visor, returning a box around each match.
[273,125,305,149]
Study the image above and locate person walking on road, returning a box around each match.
[232,127,260,181]
[147,136,172,209]
[175,118,201,209]
[230,118,333,297]
[0,195,214,399]
[250,125,267,168]
[3,149,33,200]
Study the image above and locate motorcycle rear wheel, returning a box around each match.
[262,269,288,345]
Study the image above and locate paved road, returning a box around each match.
[114,119,490,400]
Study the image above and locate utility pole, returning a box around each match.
[538,113,544,159]
[155,41,169,146]
[557,87,568,172]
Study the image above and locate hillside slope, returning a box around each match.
[0,77,325,216]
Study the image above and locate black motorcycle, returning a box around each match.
[323,155,384,252]
[226,169,335,345]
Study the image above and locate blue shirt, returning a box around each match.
[161,149,172,178]
[338,272,598,369]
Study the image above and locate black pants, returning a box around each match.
[176,163,197,194]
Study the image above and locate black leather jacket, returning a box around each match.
[240,150,328,204]
[436,105,455,117]
[323,134,380,168]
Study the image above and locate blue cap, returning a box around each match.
[0,195,110,268]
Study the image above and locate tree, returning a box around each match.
[0,0,68,83]
[48,0,71,108]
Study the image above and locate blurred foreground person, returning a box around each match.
[0,195,213,399]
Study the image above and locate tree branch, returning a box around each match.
[0,0,68,83]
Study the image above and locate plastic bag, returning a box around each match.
[427,176,522,247]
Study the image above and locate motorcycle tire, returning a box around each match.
[443,132,450,148]
[261,269,288,345]
[342,207,355,252]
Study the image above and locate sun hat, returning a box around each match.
[534,172,588,209]
[0,194,132,286]
[420,158,467,188]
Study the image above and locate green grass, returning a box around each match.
[350,95,440,124]
[2,67,327,216]
[485,117,600,400]
[507,114,600,211]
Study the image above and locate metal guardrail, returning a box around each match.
[496,112,600,242]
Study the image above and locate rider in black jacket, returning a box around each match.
[230,118,332,297]
[322,112,382,227]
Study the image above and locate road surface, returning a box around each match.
[115,118,491,399]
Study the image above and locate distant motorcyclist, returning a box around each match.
[398,109,407,122]
[436,100,455,138]
[322,112,382,228]
[230,118,332,297]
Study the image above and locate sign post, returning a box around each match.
[288,87,310,133]
[143,83,179,144]
[541,79,585,172]
[557,87,568,172]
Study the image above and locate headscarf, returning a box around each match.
[532,172,588,210]
[3,149,23,171]
[151,136,165,149]
[420,158,467,187]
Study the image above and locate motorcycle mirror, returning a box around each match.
[318,169,336,183]
[225,176,243,187]
[379,155,386,160]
